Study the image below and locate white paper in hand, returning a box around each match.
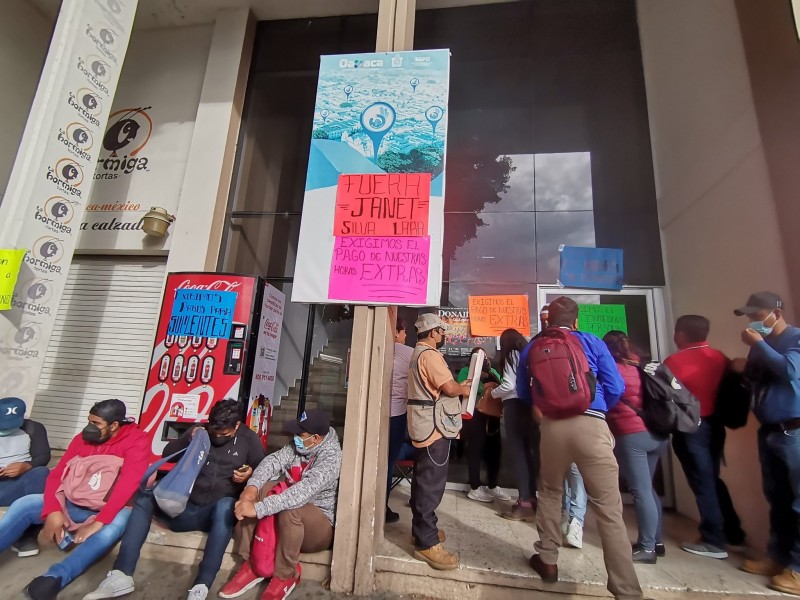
[462,349,486,417]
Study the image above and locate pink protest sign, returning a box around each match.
[328,236,430,304]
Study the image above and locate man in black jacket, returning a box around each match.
[0,397,51,558]
[84,398,265,600]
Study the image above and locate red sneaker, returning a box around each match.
[218,561,264,598]
[259,564,301,600]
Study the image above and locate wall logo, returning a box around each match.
[77,55,112,95]
[0,368,29,395]
[68,87,103,127]
[85,22,120,62]
[96,107,152,179]
[12,278,54,318]
[24,236,66,274]
[47,158,84,197]
[339,58,384,69]
[58,122,95,161]
[176,279,243,292]
[1,323,42,359]
[35,196,77,235]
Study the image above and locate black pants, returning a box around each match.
[465,411,501,489]
[411,437,450,549]
[504,398,540,501]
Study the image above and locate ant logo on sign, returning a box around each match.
[97,107,152,177]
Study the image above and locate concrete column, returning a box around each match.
[329,2,416,595]
[164,8,255,274]
[0,0,138,406]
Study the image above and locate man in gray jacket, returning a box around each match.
[219,410,342,600]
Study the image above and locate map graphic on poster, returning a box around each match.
[292,50,450,306]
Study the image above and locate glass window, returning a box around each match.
[221,215,301,279]
[535,211,596,283]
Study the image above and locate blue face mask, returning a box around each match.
[749,312,776,336]
[293,435,307,452]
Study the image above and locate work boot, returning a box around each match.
[741,557,786,577]
[529,554,558,583]
[414,543,459,570]
[411,529,446,545]
[771,570,800,596]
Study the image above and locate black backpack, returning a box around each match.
[621,362,701,437]
[714,368,750,429]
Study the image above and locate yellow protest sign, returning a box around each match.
[0,249,26,310]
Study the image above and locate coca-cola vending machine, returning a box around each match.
[139,272,282,461]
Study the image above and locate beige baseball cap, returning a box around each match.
[414,313,447,332]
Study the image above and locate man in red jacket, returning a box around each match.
[0,399,150,600]
[665,315,746,560]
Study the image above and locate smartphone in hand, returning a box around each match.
[58,531,74,550]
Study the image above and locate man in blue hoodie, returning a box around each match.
[517,296,642,600]
[733,292,800,596]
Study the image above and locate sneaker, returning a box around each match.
[633,542,666,558]
[385,506,400,524]
[467,486,494,503]
[187,585,209,600]
[486,486,512,502]
[25,576,61,600]
[219,561,264,598]
[83,570,135,599]
[681,541,728,559]
[740,557,785,577]
[500,501,537,522]
[259,564,301,600]
[413,543,459,571]
[12,539,40,558]
[565,518,583,549]
[632,547,657,564]
[771,570,800,596]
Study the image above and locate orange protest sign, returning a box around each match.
[468,295,531,337]
[333,173,431,237]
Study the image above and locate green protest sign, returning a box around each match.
[578,304,628,339]
[0,249,26,311]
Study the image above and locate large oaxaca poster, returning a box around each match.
[292,50,450,307]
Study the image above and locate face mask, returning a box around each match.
[82,423,110,445]
[210,434,233,447]
[0,429,16,437]
[749,312,776,336]
[293,435,308,452]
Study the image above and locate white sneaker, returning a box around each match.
[486,487,512,502]
[83,570,135,599]
[566,518,583,549]
[467,486,494,503]
[187,584,209,600]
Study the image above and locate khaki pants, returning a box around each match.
[535,415,642,600]
[233,482,334,579]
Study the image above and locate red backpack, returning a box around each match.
[527,328,596,419]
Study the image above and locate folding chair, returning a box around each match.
[390,459,414,491]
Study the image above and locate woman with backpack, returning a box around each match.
[0,399,150,599]
[603,331,668,564]
[492,328,540,521]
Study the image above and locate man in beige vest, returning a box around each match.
[406,314,471,570]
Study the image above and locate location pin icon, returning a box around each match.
[360,102,396,161]
[410,77,419,92]
[344,85,353,101]
[425,105,444,135]
[321,109,330,123]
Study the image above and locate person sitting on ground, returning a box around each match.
[458,347,509,504]
[0,399,150,600]
[0,397,51,558]
[604,331,667,564]
[84,398,266,600]
[219,410,342,600]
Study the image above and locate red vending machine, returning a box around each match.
[140,272,266,461]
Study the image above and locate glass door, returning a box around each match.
[537,285,675,507]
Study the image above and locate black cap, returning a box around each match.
[734,292,784,316]
[285,410,330,436]
[89,399,128,425]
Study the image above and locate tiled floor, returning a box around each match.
[380,486,785,598]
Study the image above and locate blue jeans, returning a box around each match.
[115,490,236,587]
[759,426,800,572]
[615,431,667,551]
[387,413,408,504]
[563,463,587,525]
[0,494,130,587]
[672,418,745,547]
[0,466,50,506]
